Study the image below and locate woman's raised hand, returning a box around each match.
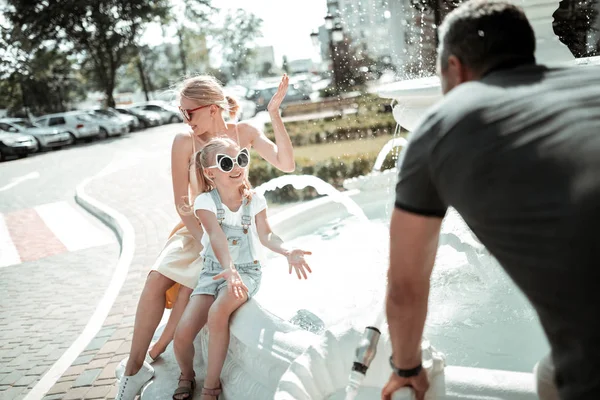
[267,74,290,113]
[213,268,249,299]
[286,249,312,280]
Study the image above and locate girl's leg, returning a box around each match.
[173,294,214,383]
[202,288,248,396]
[124,271,175,376]
[148,285,193,360]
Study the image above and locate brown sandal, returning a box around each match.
[172,374,196,400]
[201,383,222,399]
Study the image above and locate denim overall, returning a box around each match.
[191,189,262,298]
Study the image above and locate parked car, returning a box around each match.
[85,111,129,138]
[0,118,72,151]
[115,107,161,129]
[127,101,183,124]
[246,81,311,114]
[0,130,38,161]
[34,112,101,142]
[224,85,257,120]
[91,108,140,131]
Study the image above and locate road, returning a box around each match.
[0,123,184,400]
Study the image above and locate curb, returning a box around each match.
[23,174,136,400]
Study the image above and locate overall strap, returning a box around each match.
[241,197,252,234]
[209,190,225,225]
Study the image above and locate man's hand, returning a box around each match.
[381,370,429,400]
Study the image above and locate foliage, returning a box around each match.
[0,24,86,115]
[263,94,397,146]
[3,0,171,107]
[215,9,263,79]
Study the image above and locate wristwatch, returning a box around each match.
[389,356,423,378]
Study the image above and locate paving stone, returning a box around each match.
[72,354,95,366]
[63,386,91,400]
[85,336,110,352]
[82,384,111,399]
[46,380,74,395]
[73,368,103,388]
[13,374,38,387]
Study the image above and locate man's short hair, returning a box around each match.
[437,0,536,74]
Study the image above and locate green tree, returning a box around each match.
[170,0,214,76]
[216,9,263,79]
[0,22,86,115]
[3,0,170,107]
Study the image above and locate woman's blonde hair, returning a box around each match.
[193,137,253,205]
[178,75,240,119]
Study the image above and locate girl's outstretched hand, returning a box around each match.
[267,74,290,113]
[287,249,312,280]
[213,268,249,299]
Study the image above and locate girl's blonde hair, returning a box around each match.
[178,75,240,119]
[194,137,253,205]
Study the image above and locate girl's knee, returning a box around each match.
[174,322,196,346]
[207,307,229,331]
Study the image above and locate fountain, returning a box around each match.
[137,2,599,399]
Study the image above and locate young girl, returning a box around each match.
[172,138,312,400]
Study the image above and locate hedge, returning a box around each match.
[249,151,398,203]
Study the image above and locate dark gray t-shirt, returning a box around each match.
[395,64,600,400]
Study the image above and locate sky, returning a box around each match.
[142,0,328,67]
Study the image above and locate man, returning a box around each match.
[382,1,600,400]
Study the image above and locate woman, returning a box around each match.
[115,74,295,400]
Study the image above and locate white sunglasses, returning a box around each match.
[207,148,250,173]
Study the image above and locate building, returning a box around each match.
[250,46,276,76]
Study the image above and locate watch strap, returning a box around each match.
[389,356,423,378]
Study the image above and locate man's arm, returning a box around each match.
[387,208,442,369]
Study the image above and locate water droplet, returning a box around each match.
[478,30,485,37]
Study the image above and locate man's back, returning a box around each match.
[426,64,600,398]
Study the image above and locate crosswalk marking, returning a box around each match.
[4,208,68,264]
[0,214,21,267]
[35,202,112,252]
[0,201,114,268]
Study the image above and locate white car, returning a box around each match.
[0,118,72,151]
[0,131,38,161]
[127,101,183,124]
[86,111,129,138]
[35,112,101,142]
[91,108,140,131]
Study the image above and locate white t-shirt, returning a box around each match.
[193,191,268,262]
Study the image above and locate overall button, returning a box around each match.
[253,260,258,264]
[232,240,238,245]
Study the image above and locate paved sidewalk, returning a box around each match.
[40,145,178,400]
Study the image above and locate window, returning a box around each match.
[48,117,66,126]
[0,123,18,133]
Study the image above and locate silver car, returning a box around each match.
[0,118,72,151]
[0,131,38,161]
[86,111,129,138]
[35,112,101,141]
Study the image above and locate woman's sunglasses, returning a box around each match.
[179,104,211,122]
[207,148,250,173]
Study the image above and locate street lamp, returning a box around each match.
[310,11,345,93]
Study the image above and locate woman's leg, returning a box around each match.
[124,271,176,376]
[202,289,247,395]
[173,294,214,384]
[148,285,193,359]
